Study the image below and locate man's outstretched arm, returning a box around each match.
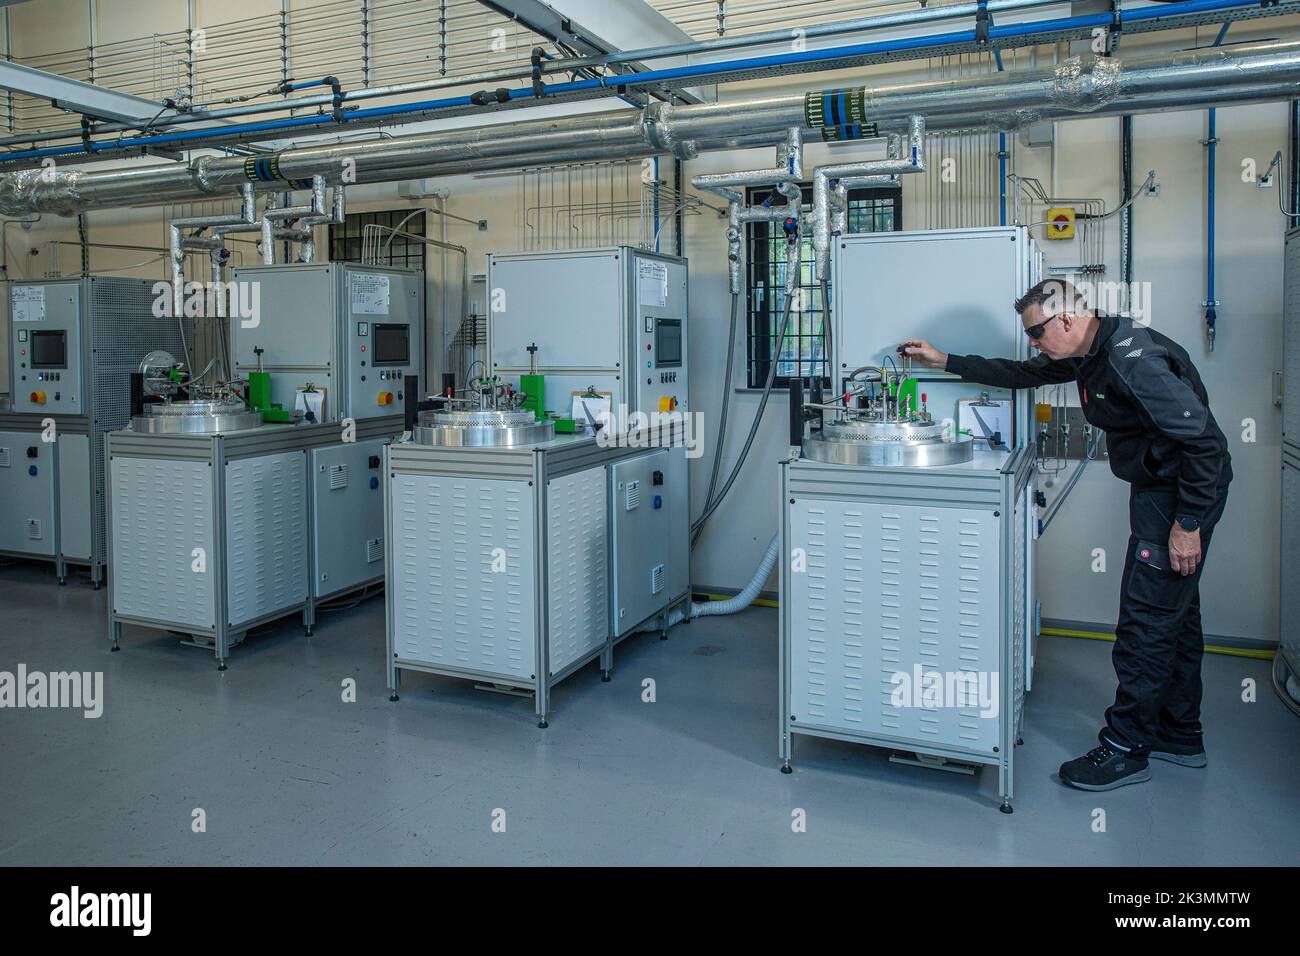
[900,338,1077,389]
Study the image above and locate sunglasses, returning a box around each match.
[1024,313,1066,340]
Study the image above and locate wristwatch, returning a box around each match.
[1177,515,1200,532]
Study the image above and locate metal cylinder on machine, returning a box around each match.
[404,375,419,431]
[789,377,805,447]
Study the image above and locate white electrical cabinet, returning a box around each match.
[486,247,688,420]
[1,277,183,586]
[781,226,1039,812]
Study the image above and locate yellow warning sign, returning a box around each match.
[1046,206,1076,240]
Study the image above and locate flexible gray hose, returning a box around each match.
[692,291,741,548]
[691,290,796,535]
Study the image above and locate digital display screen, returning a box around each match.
[655,318,682,367]
[371,324,409,366]
[30,330,68,369]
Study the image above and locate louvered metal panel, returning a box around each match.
[546,467,608,675]
[390,473,537,679]
[110,456,214,628]
[225,451,308,628]
[788,496,1002,755]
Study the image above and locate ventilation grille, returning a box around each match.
[27,519,42,540]
[328,463,349,490]
[652,563,665,595]
[0,447,9,468]
[625,479,641,510]
[366,537,383,563]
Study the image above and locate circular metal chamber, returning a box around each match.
[412,407,555,447]
[132,399,264,434]
[804,416,973,467]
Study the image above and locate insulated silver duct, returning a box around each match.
[4,42,1300,216]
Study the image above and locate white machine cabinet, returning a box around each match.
[1,277,183,586]
[780,226,1039,812]
[486,247,688,420]
[385,433,689,727]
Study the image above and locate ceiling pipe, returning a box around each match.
[6,42,1300,217]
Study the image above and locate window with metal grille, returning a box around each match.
[745,184,901,389]
[328,209,427,268]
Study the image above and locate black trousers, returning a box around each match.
[1101,484,1228,756]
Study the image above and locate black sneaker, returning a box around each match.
[1059,744,1151,791]
[1149,740,1207,768]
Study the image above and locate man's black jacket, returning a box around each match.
[945,313,1232,521]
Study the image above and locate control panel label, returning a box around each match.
[12,285,45,322]
[637,259,668,308]
[350,274,391,315]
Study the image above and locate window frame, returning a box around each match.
[328,208,427,269]
[744,184,901,390]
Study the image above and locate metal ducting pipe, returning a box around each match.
[5,42,1300,216]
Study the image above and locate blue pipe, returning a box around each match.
[0,0,1276,164]
[995,49,1007,226]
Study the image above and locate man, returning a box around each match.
[900,279,1232,792]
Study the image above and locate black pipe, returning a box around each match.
[789,377,805,446]
[130,372,145,418]
[404,375,420,431]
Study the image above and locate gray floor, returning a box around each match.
[1,560,1297,867]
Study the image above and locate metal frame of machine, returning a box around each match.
[384,377,690,726]
[1,276,183,586]
[778,448,1034,811]
[779,225,1039,812]
[384,434,690,727]
[105,416,397,668]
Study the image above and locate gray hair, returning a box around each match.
[1014,279,1090,318]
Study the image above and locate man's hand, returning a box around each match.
[898,339,948,370]
[1169,525,1202,577]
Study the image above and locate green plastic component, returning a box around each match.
[247,370,290,423]
[553,417,577,433]
[520,374,545,421]
[898,376,919,413]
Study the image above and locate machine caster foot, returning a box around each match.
[389,693,399,702]
[1016,737,1024,746]
[304,626,313,637]
[601,670,611,682]
[659,629,669,641]
[217,662,228,672]
[780,762,792,774]
[999,799,1013,814]
[110,645,120,653]
[93,582,101,591]
[58,578,66,586]
[537,719,549,729]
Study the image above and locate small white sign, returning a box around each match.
[350,274,390,315]
[637,259,668,308]
[12,285,45,322]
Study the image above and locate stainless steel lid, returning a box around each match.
[412,407,555,447]
[804,417,973,467]
[132,399,264,434]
